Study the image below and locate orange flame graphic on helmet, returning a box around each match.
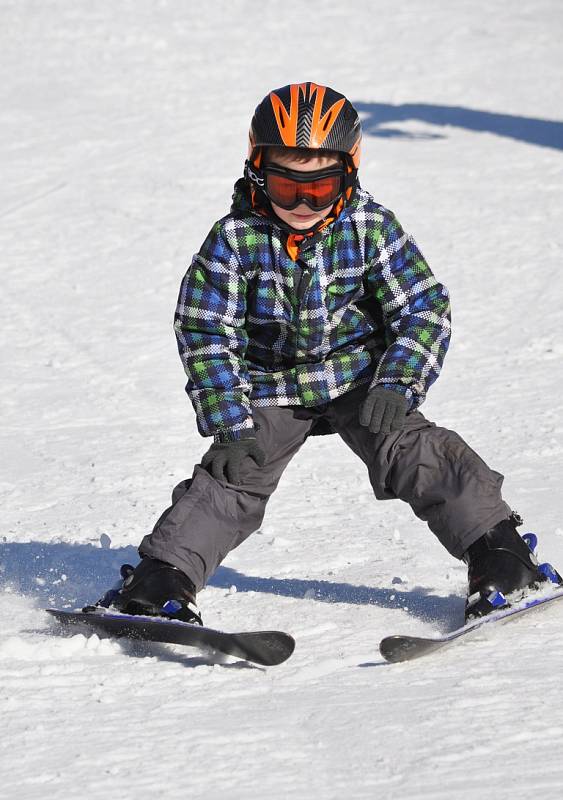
[269,83,346,148]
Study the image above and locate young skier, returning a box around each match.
[92,82,553,625]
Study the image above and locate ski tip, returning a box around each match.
[238,631,296,666]
[379,635,414,664]
[379,633,447,663]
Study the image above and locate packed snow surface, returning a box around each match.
[1,1,562,798]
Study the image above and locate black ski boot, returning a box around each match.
[85,557,203,625]
[463,514,549,621]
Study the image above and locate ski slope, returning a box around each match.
[1,1,563,798]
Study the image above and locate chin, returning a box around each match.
[288,215,322,229]
[292,220,320,230]
[270,204,329,232]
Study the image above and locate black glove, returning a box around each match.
[359,387,410,435]
[201,437,266,485]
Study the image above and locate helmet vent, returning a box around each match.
[322,112,333,132]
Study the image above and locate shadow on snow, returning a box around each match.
[0,539,463,630]
[354,101,563,150]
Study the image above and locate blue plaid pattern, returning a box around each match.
[175,185,451,440]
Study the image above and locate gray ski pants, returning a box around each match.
[139,385,511,592]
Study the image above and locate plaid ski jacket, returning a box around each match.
[174,183,451,441]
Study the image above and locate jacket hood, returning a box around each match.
[230,178,254,216]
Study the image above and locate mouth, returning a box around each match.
[291,211,319,221]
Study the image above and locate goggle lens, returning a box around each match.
[264,170,343,211]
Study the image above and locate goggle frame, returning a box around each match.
[246,161,347,212]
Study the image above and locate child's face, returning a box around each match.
[265,151,342,231]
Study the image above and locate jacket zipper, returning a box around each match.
[295,268,311,358]
[296,268,311,303]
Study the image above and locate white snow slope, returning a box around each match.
[1,1,563,798]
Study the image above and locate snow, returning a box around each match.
[1,0,563,798]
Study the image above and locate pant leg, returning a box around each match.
[326,386,512,558]
[139,405,314,591]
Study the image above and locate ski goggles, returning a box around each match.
[248,163,347,211]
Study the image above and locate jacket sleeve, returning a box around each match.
[366,212,451,407]
[174,220,254,440]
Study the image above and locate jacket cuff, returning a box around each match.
[213,423,257,444]
[372,382,416,409]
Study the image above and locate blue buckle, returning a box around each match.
[486,590,508,608]
[161,599,183,614]
[522,533,538,554]
[538,563,561,584]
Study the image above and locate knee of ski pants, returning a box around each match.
[367,414,504,504]
[365,412,438,500]
[143,467,269,565]
[369,420,509,549]
[172,466,270,525]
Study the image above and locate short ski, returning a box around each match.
[379,585,563,663]
[46,608,295,666]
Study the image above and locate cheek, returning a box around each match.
[270,202,298,223]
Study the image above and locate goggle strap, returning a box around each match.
[245,160,265,187]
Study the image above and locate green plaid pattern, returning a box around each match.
[174,185,451,440]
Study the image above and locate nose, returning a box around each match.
[292,204,317,216]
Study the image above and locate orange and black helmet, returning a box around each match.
[248,82,362,171]
[245,83,362,226]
